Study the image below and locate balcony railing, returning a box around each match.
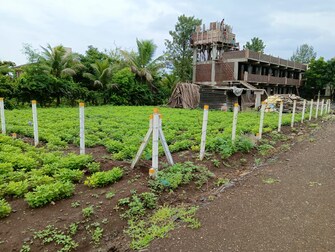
[244,72,301,86]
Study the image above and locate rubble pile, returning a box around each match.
[265,94,305,113]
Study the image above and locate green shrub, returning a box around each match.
[57,154,93,170]
[25,181,75,208]
[54,169,83,182]
[82,205,94,218]
[86,162,100,173]
[84,167,123,188]
[6,180,29,197]
[0,198,11,218]
[28,175,54,188]
[234,137,254,153]
[0,163,14,175]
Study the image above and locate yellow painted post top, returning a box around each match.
[204,105,209,110]
[153,108,159,114]
[159,114,162,119]
[234,103,239,107]
[0,98,3,101]
[32,100,37,104]
[79,102,85,107]
[149,168,156,175]
[149,114,153,119]
[261,101,266,105]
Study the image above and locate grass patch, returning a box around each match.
[262,178,280,184]
[125,205,200,250]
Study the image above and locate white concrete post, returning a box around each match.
[328,99,332,113]
[231,103,239,141]
[31,100,39,146]
[258,101,266,139]
[320,99,324,116]
[326,99,329,114]
[309,99,313,121]
[199,105,209,160]
[278,101,283,132]
[315,98,319,119]
[79,102,85,155]
[0,98,6,134]
[151,108,160,177]
[291,100,296,128]
[301,99,306,123]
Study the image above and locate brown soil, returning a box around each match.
[0,117,331,252]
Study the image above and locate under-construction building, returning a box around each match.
[191,20,307,110]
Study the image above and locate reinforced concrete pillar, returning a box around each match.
[192,48,197,83]
[211,44,217,84]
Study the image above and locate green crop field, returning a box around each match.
[3,106,305,160]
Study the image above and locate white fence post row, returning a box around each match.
[326,99,330,114]
[320,99,324,116]
[199,105,209,160]
[291,100,297,128]
[131,115,153,169]
[79,102,85,155]
[0,98,6,134]
[151,108,160,177]
[315,98,319,119]
[258,101,266,140]
[31,100,39,146]
[309,99,313,121]
[301,99,306,123]
[278,101,283,132]
[329,99,332,113]
[231,103,239,141]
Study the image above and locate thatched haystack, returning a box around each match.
[168,83,200,109]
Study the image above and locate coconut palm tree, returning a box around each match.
[39,44,84,105]
[40,44,83,78]
[83,59,117,103]
[121,39,165,90]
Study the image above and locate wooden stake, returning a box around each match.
[301,99,306,123]
[79,102,85,155]
[320,99,324,116]
[309,99,313,121]
[0,98,5,134]
[291,100,296,128]
[258,101,266,139]
[231,103,239,141]
[315,98,319,119]
[32,100,39,146]
[199,105,209,160]
[278,101,283,132]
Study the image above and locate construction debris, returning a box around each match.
[168,83,200,109]
[265,94,305,113]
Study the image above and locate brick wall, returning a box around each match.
[215,62,234,81]
[195,63,211,82]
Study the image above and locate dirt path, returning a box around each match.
[150,121,335,252]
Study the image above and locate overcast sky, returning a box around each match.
[1,0,334,65]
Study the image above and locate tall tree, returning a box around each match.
[290,44,316,64]
[121,39,164,90]
[303,57,327,98]
[165,15,202,82]
[244,37,266,53]
[324,58,335,100]
[83,59,116,103]
[39,44,84,105]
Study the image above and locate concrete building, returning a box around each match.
[191,21,307,110]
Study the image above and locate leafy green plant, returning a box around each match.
[54,169,83,182]
[86,162,100,173]
[71,201,81,208]
[211,159,220,168]
[257,144,274,156]
[215,178,230,187]
[105,190,116,199]
[148,162,214,192]
[82,205,94,218]
[25,181,75,208]
[33,225,78,252]
[0,198,11,218]
[6,180,29,197]
[91,226,103,246]
[84,167,123,188]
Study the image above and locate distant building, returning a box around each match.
[191,21,307,110]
